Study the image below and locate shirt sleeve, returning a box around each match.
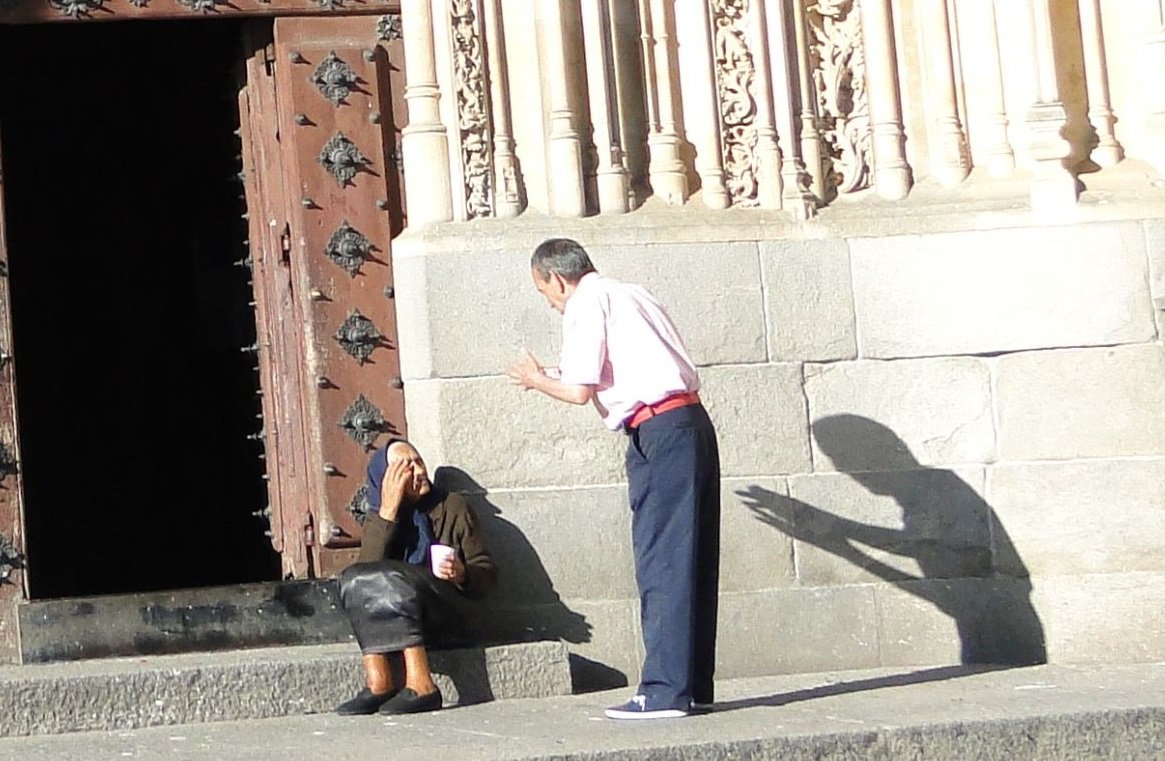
[558,290,607,386]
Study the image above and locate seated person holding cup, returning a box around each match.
[336,438,497,716]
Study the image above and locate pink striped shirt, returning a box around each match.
[558,273,699,430]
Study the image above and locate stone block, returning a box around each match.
[701,363,811,477]
[462,486,637,604]
[786,469,990,587]
[849,221,1156,358]
[597,241,767,366]
[720,478,796,593]
[995,344,1165,461]
[404,377,628,489]
[392,237,765,381]
[715,587,880,678]
[1033,572,1165,663]
[875,577,1046,668]
[1142,219,1165,335]
[561,598,642,692]
[989,459,1165,577]
[760,238,857,362]
[804,358,994,471]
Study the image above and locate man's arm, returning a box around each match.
[507,349,594,405]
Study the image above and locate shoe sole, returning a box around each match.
[603,708,689,720]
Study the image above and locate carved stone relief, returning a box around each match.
[450,0,494,219]
[806,0,872,195]
[377,13,403,42]
[709,0,760,207]
[48,0,103,17]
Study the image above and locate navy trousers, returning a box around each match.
[625,403,721,710]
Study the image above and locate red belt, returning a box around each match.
[626,391,701,430]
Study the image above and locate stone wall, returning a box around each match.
[394,215,1165,689]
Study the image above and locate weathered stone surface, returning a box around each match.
[720,478,795,593]
[1147,219,1165,308]
[393,238,765,381]
[464,486,637,603]
[875,577,1045,667]
[560,598,642,692]
[804,358,994,471]
[598,242,767,366]
[404,377,628,489]
[1034,572,1165,663]
[989,459,1165,576]
[716,587,880,677]
[760,238,857,362]
[995,344,1165,461]
[701,363,811,477]
[0,641,571,737]
[785,468,990,586]
[849,221,1157,358]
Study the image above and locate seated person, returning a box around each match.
[336,438,497,716]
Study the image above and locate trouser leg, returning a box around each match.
[690,406,721,705]
[627,407,714,710]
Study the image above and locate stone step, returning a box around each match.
[0,640,571,738]
[0,662,1162,759]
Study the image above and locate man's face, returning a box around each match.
[387,444,432,501]
[532,268,568,314]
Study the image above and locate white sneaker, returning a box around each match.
[604,694,689,720]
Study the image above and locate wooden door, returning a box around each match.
[0,131,27,661]
[239,15,407,579]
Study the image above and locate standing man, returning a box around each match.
[507,238,720,720]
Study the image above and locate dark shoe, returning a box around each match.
[377,687,443,715]
[604,694,689,720]
[336,687,398,716]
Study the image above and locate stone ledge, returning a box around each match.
[0,640,571,737]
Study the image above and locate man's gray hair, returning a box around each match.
[531,238,597,283]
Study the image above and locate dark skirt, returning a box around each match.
[338,559,468,654]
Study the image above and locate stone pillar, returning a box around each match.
[918,0,969,187]
[859,0,912,200]
[790,0,826,203]
[581,0,631,214]
[1142,1,1165,179]
[1023,0,1078,212]
[971,0,1015,177]
[641,0,689,205]
[1076,0,1123,168]
[539,1,587,217]
[747,0,783,209]
[675,0,728,209]
[483,0,523,217]
[401,0,454,225]
[766,0,815,218]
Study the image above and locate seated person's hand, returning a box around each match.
[434,553,466,585]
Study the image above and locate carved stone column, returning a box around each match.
[449,0,494,220]
[641,0,689,204]
[1075,0,1123,167]
[747,0,784,209]
[1023,0,1077,211]
[918,0,969,187]
[765,0,816,218]
[859,0,912,200]
[709,0,761,207]
[1148,2,1165,179]
[483,0,523,216]
[540,1,587,217]
[581,0,631,213]
[401,0,454,225]
[675,0,729,209]
[791,0,826,203]
[971,0,1015,177]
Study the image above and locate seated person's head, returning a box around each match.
[386,440,432,502]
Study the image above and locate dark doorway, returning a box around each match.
[0,19,280,598]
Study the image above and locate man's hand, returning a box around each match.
[378,456,411,521]
[434,554,466,585]
[506,349,545,391]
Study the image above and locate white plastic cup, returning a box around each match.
[429,544,456,576]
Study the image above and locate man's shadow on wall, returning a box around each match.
[736,414,1044,702]
[434,466,626,692]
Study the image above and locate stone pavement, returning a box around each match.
[1,662,1163,760]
